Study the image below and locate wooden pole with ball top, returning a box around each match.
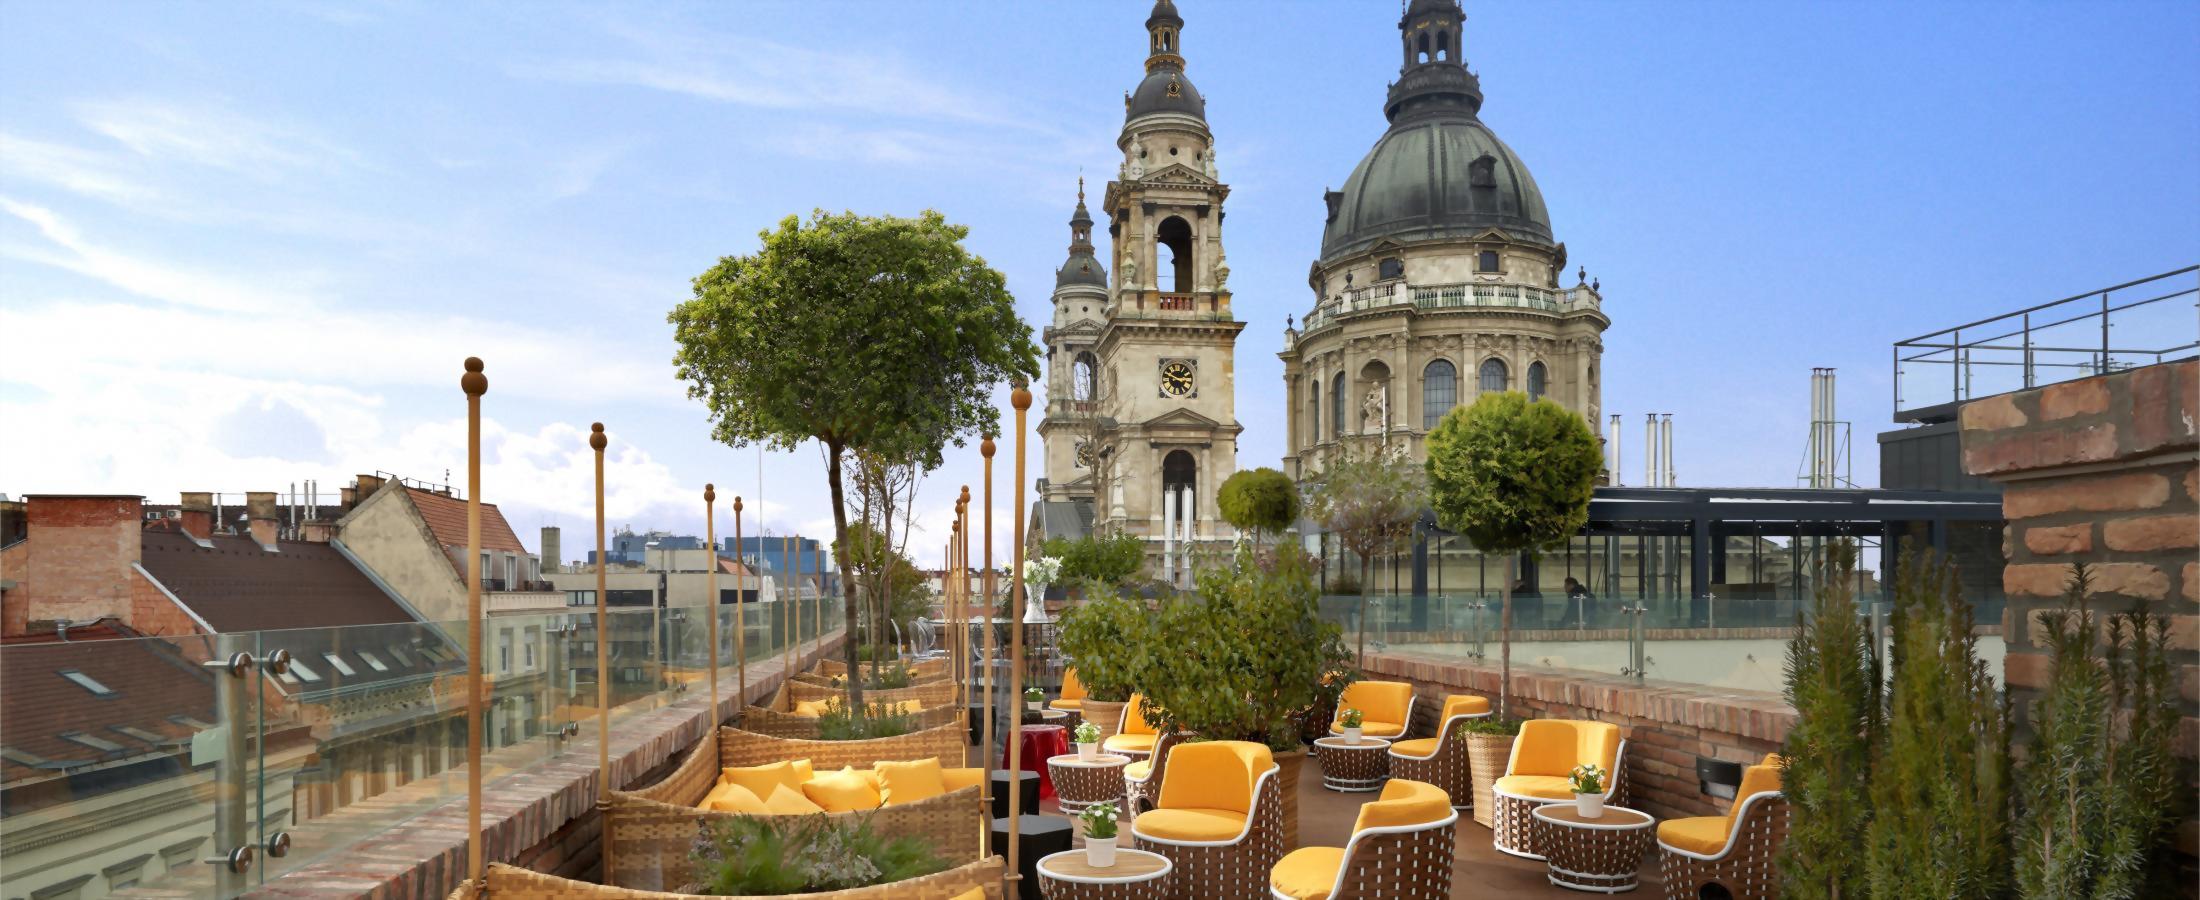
[460,358,487,887]
[733,496,745,711]
[589,423,611,873]
[979,439,998,859]
[704,485,720,721]
[1006,384,1031,890]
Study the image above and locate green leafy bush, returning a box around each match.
[815,698,916,740]
[688,813,943,894]
[1041,533,1149,587]
[1455,716,1522,738]
[1135,546,1352,750]
[1055,589,1154,702]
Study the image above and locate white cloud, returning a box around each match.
[1,196,331,313]
[0,133,165,206]
[72,96,367,176]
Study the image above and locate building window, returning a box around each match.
[1331,373,1346,438]
[357,650,390,672]
[1073,351,1098,401]
[498,634,512,673]
[102,855,152,892]
[1527,362,1548,401]
[1378,257,1404,280]
[1478,250,1500,273]
[1423,360,1457,429]
[524,627,539,669]
[387,646,414,667]
[61,732,126,753]
[321,652,357,677]
[1479,358,1508,393]
[58,670,114,697]
[566,590,596,607]
[284,659,322,684]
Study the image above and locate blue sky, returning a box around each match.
[3,1,2195,567]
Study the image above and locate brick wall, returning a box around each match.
[1957,360,2199,757]
[16,495,144,632]
[1361,649,1792,821]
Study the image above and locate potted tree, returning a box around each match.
[1072,720,1102,761]
[1136,544,1351,851]
[1423,391,1600,720]
[1218,466,1300,550]
[1307,448,1426,665]
[1079,801,1122,867]
[1569,764,1608,818]
[1055,588,1153,742]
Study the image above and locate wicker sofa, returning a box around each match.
[604,723,978,891]
[451,857,1003,899]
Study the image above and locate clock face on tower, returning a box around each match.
[1158,360,1196,398]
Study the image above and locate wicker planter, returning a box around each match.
[452,857,1004,899]
[1081,698,1129,744]
[1272,746,1305,851]
[1464,732,1516,829]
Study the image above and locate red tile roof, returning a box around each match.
[0,622,216,790]
[405,488,526,554]
[138,531,417,631]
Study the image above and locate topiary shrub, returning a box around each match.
[687,813,943,894]
[1218,467,1300,547]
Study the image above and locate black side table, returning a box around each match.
[991,814,1074,900]
[991,768,1041,817]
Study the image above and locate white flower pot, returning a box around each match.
[1086,835,1117,867]
[1076,741,1097,761]
[1575,793,1605,818]
[1028,701,1042,712]
[1343,726,1362,745]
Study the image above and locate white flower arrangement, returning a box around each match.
[1023,556,1062,589]
[1077,800,1119,839]
[1568,763,1607,795]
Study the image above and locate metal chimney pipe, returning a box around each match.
[1808,369,1822,488]
[1662,414,1676,487]
[1609,413,1623,486]
[1645,413,1658,487]
[1823,369,1838,486]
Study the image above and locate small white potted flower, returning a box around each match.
[1338,708,1365,745]
[1079,801,1120,867]
[1569,763,1608,818]
[1073,720,1102,761]
[1025,686,1046,712]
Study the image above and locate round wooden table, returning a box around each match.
[1036,707,1070,725]
[1036,848,1172,900]
[1529,804,1654,893]
[1048,753,1131,818]
[1313,735,1392,792]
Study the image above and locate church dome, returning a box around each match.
[1126,69,1205,123]
[1056,189,1108,288]
[1318,0,1553,262]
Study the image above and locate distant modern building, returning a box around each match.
[724,535,835,598]
[587,528,704,567]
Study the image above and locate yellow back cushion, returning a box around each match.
[700,782,768,814]
[1732,763,1782,813]
[1439,694,1491,723]
[720,760,807,797]
[1337,681,1414,726]
[1061,668,1086,702]
[1351,778,1452,833]
[1157,740,1270,814]
[792,699,836,717]
[943,767,985,792]
[876,758,947,806]
[803,766,883,812]
[763,782,824,815]
[1122,693,1159,736]
[1514,720,1610,776]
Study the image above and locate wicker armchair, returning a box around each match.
[1101,693,1163,761]
[452,857,1004,899]
[1049,667,1087,713]
[1131,740,1287,900]
[1386,694,1491,811]
[1490,719,1626,860]
[1269,779,1458,900]
[604,724,984,890]
[1656,757,1787,900]
[1328,681,1415,739]
[1123,730,1190,814]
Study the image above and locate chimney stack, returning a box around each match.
[1644,414,1658,487]
[301,520,337,543]
[246,491,280,551]
[179,492,214,544]
[21,495,145,634]
[541,526,562,574]
[1608,413,1623,487]
[1661,414,1676,487]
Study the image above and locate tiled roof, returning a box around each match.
[0,622,215,789]
[138,531,417,631]
[405,488,527,554]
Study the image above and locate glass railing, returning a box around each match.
[0,599,842,900]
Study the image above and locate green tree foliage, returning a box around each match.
[1041,532,1148,587]
[1217,467,1300,546]
[838,522,932,652]
[1778,543,1881,900]
[1423,392,1600,717]
[1307,447,1427,664]
[689,813,943,894]
[1054,587,1154,702]
[1863,553,2010,900]
[670,210,1039,707]
[1135,546,1352,750]
[2015,564,2188,899]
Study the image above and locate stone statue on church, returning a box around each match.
[1212,248,1229,291]
[1203,146,1219,181]
[1125,136,1146,180]
[1361,383,1388,434]
[1121,252,1139,291]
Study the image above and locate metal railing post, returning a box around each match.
[2022,312,2034,388]
[207,635,255,894]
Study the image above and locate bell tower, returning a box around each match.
[1091,0,1245,580]
[1038,180,1109,506]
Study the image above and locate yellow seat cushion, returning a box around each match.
[1356,721,1407,737]
[699,782,768,814]
[720,760,809,797]
[1351,779,1451,832]
[791,698,837,717]
[1049,698,1082,711]
[762,783,824,815]
[951,889,985,900]
[1658,815,1733,855]
[1389,737,1440,759]
[802,766,883,812]
[1492,774,1575,800]
[1124,759,1153,780]
[876,758,946,806]
[943,767,984,793]
[1135,807,1248,842]
[1269,846,1344,900]
[1104,733,1158,755]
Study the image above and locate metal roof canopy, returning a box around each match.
[1583,486,2002,528]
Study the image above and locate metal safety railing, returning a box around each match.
[1893,265,2199,422]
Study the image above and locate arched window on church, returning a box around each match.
[1161,450,1196,528]
[1310,389,1321,445]
[1479,358,1508,394]
[1436,31,1449,61]
[1331,373,1346,439]
[1416,32,1431,64]
[1423,359,1457,430]
[1527,361,1547,402]
[1073,352,1098,402]
[1156,216,1193,292]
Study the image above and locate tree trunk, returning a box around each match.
[1356,555,1371,666]
[1500,553,1514,721]
[825,441,865,709]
